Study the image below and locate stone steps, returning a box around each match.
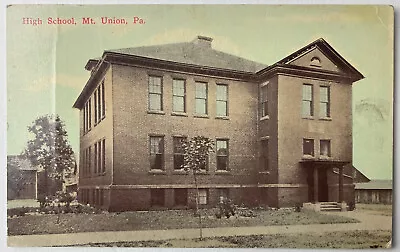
[320,202,341,211]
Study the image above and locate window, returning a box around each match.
[174,189,188,206]
[173,79,186,113]
[151,189,165,206]
[302,84,313,117]
[94,139,105,174]
[83,146,91,177]
[198,189,208,205]
[320,140,331,157]
[261,139,269,171]
[83,98,92,133]
[94,80,106,125]
[216,84,228,116]
[149,136,164,170]
[218,188,229,203]
[148,76,163,111]
[216,139,229,171]
[195,82,208,115]
[303,139,314,156]
[173,136,186,170]
[320,86,330,118]
[260,83,268,118]
[310,57,322,67]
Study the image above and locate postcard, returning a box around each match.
[5,4,394,249]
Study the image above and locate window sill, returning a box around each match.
[149,169,167,174]
[318,156,332,160]
[215,116,229,120]
[147,110,165,115]
[260,115,269,121]
[172,170,189,175]
[319,117,332,121]
[302,116,314,120]
[171,112,188,117]
[302,155,315,160]
[194,114,209,119]
[215,170,231,175]
[258,171,270,174]
[194,170,209,175]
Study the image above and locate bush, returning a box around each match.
[216,198,236,218]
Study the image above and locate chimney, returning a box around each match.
[192,35,213,48]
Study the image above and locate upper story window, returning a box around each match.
[319,86,330,118]
[216,139,229,171]
[260,83,268,118]
[302,84,313,117]
[83,98,92,133]
[261,139,269,171]
[148,76,163,111]
[172,79,186,113]
[173,136,187,170]
[303,138,314,157]
[216,84,228,116]
[94,80,106,125]
[195,82,208,115]
[310,57,322,67]
[320,140,331,157]
[149,136,164,170]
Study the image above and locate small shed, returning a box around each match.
[355,180,392,204]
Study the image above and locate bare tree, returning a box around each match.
[182,136,214,239]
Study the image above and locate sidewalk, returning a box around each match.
[8,211,392,247]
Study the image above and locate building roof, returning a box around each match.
[73,36,364,109]
[105,36,267,73]
[355,180,392,190]
[7,155,38,171]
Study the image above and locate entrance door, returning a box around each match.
[318,169,328,202]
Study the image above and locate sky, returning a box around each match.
[6,4,394,179]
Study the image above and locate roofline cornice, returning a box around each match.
[256,64,364,83]
[105,52,256,79]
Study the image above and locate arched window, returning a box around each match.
[310,57,322,67]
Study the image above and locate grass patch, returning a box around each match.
[356,204,392,216]
[8,208,358,236]
[81,230,391,248]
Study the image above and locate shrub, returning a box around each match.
[216,199,236,218]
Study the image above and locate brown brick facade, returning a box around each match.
[74,37,363,211]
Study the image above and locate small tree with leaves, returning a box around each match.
[23,114,75,197]
[182,136,214,239]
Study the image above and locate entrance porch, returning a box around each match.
[300,160,350,212]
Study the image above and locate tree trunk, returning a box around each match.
[193,171,203,239]
[44,168,49,196]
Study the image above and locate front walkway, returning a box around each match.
[8,210,392,247]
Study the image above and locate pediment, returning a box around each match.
[276,38,364,80]
[286,47,344,73]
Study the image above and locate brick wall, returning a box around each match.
[111,64,259,187]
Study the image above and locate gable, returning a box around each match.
[273,38,364,82]
[286,47,343,73]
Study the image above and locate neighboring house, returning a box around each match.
[73,36,364,211]
[355,180,392,205]
[7,155,38,200]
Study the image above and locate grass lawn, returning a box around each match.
[8,208,358,236]
[79,230,392,248]
[356,204,392,216]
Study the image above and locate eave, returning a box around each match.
[255,63,363,83]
